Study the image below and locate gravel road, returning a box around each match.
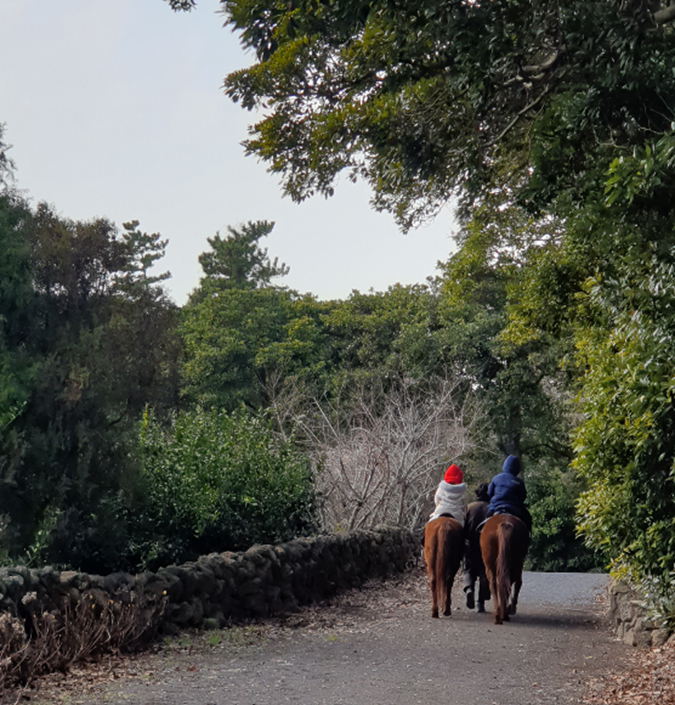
[31,566,631,705]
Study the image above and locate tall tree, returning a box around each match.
[437,201,596,571]
[115,220,171,301]
[0,201,181,571]
[0,195,35,555]
[182,220,313,410]
[191,220,289,302]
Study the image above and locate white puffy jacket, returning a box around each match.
[429,481,467,526]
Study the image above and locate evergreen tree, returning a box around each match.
[192,220,288,302]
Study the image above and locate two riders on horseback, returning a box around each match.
[424,455,532,621]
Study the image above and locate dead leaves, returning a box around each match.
[583,635,675,705]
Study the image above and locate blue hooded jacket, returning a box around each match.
[487,455,527,516]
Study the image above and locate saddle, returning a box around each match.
[477,510,527,533]
[482,510,532,539]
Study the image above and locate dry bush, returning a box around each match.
[289,375,487,532]
[0,588,166,694]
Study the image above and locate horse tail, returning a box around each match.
[496,520,513,620]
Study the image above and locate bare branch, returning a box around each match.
[290,375,487,533]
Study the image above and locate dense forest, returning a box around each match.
[2,0,675,625]
[0,129,585,575]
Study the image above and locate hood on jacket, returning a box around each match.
[502,455,521,476]
[439,480,467,495]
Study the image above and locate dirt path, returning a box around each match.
[29,566,631,705]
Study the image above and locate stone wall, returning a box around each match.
[607,580,671,647]
[0,527,420,637]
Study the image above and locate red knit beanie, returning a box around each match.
[443,464,463,485]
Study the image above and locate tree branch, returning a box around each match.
[496,84,552,144]
[654,5,675,24]
[521,49,564,77]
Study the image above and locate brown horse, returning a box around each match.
[423,516,464,618]
[479,514,529,624]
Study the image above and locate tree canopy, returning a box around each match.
[192,0,675,588]
[216,0,675,228]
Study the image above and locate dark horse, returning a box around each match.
[479,514,529,624]
[423,516,464,618]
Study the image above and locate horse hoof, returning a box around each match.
[432,610,439,619]
[494,617,502,625]
[508,604,517,615]
[477,601,485,613]
[465,592,475,610]
[442,608,451,617]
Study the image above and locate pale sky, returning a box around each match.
[0,0,457,304]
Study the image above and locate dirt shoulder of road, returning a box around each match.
[5,565,671,705]
[581,632,675,705]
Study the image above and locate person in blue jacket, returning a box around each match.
[486,454,532,532]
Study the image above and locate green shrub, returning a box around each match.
[132,408,316,569]
[526,464,602,573]
[34,497,134,575]
[574,295,675,593]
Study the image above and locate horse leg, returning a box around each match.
[508,576,522,616]
[441,558,452,617]
[488,568,502,624]
[443,553,461,617]
[424,526,440,618]
[508,526,528,616]
[482,556,501,624]
[475,557,490,614]
[442,580,452,616]
[478,568,490,614]
[462,541,476,610]
[502,567,512,621]
[429,574,439,619]
[508,556,525,615]
[427,557,439,618]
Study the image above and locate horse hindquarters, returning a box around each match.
[424,518,462,618]
[481,515,529,625]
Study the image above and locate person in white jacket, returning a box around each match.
[429,464,467,527]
